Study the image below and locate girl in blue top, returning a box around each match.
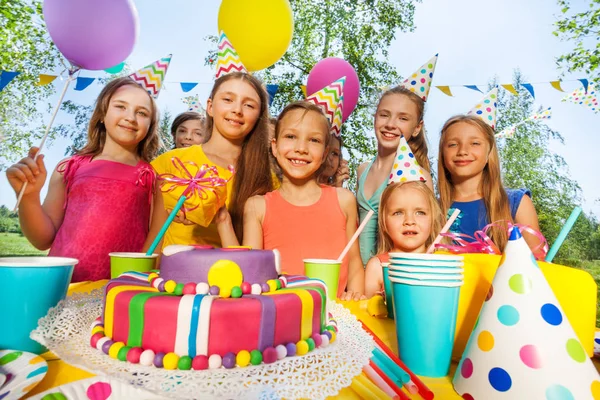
[437,114,541,252]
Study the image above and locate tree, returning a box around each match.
[0,0,61,168]
[158,109,174,154]
[496,70,598,262]
[553,0,600,81]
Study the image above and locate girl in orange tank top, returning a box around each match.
[218,101,365,300]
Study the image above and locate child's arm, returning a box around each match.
[142,186,168,254]
[337,188,365,300]
[216,206,240,247]
[364,256,384,298]
[514,195,543,252]
[6,147,66,250]
[241,195,266,250]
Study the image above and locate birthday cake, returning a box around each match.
[89,246,337,370]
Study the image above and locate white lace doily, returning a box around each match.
[31,289,374,400]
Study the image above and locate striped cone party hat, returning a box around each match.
[399,54,438,102]
[331,95,344,137]
[388,134,426,184]
[305,76,346,131]
[468,87,498,129]
[215,30,248,79]
[129,54,172,99]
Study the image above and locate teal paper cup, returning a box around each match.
[0,257,77,353]
[388,271,464,281]
[390,275,462,377]
[381,263,393,319]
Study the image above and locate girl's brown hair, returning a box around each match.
[438,115,512,251]
[205,72,273,241]
[171,111,206,148]
[377,86,430,173]
[376,181,445,254]
[78,77,161,162]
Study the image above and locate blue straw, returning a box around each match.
[372,347,410,383]
[146,195,187,256]
[545,206,582,263]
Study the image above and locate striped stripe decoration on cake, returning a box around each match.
[215,31,248,79]
[305,76,346,129]
[128,54,172,99]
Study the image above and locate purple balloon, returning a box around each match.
[43,0,138,70]
[307,58,360,122]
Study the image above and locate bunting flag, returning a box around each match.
[331,95,344,137]
[501,84,519,95]
[129,54,172,99]
[522,83,535,98]
[305,76,346,129]
[578,78,589,94]
[467,87,498,129]
[74,77,95,91]
[436,85,453,97]
[550,81,565,92]
[180,82,198,93]
[266,84,279,106]
[527,106,552,121]
[0,71,20,91]
[182,94,206,114]
[399,54,438,101]
[36,74,58,86]
[495,107,553,139]
[464,85,483,93]
[562,81,598,113]
[215,30,247,79]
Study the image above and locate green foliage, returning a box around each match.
[0,0,61,168]
[0,206,21,233]
[553,0,600,81]
[496,70,598,261]
[0,232,47,256]
[158,109,174,154]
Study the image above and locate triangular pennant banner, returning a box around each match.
[36,74,58,86]
[522,83,535,98]
[74,77,95,91]
[562,81,599,114]
[180,82,198,93]
[436,86,453,96]
[266,84,279,106]
[550,81,565,92]
[527,107,552,121]
[578,78,589,94]
[0,71,21,92]
[464,85,483,93]
[501,84,519,96]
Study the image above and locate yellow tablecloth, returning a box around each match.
[25,281,599,399]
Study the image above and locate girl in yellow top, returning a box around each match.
[149,72,274,249]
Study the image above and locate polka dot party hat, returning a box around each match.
[387,134,426,184]
[182,94,206,115]
[398,54,438,102]
[452,227,600,399]
[467,87,498,129]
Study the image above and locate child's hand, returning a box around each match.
[339,290,366,301]
[333,159,350,187]
[6,147,47,197]
[167,209,196,225]
[215,206,232,226]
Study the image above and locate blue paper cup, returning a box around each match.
[389,265,464,274]
[388,271,464,281]
[381,263,394,319]
[0,257,77,353]
[390,275,462,377]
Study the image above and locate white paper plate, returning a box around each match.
[388,266,464,274]
[29,377,167,400]
[389,252,464,262]
[0,350,48,400]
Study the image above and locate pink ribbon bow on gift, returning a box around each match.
[435,221,549,260]
[158,157,234,217]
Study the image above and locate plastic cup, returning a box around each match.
[109,252,158,279]
[389,265,464,274]
[390,275,463,377]
[303,259,340,301]
[0,257,77,353]
[391,259,464,267]
[389,252,464,262]
[381,263,394,319]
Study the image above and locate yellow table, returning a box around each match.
[26,281,599,399]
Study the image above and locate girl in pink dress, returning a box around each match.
[6,77,164,282]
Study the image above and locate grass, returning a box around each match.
[0,232,48,256]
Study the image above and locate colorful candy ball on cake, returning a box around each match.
[90,332,104,348]
[236,350,251,367]
[101,339,114,354]
[275,344,287,360]
[312,333,322,347]
[96,337,110,351]
[250,349,263,365]
[207,259,243,298]
[196,282,209,295]
[222,352,236,369]
[241,282,251,294]
[178,355,192,370]
[91,325,104,335]
[286,342,297,356]
[140,349,155,366]
[321,334,330,347]
[183,282,196,295]
[263,347,278,364]
[266,279,278,292]
[251,283,262,295]
[117,345,131,361]
[296,340,309,355]
[164,280,177,293]
[192,355,209,370]
[153,352,166,368]
[231,286,243,298]
[261,283,271,293]
[163,352,179,370]
[108,342,125,359]
[127,347,143,364]
[147,272,159,282]
[208,354,222,369]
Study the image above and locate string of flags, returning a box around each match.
[561,81,598,113]
[495,107,553,139]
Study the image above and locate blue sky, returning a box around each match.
[1,0,599,218]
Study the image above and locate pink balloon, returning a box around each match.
[306,58,360,122]
[43,0,139,70]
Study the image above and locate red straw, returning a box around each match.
[370,360,410,400]
[360,321,435,400]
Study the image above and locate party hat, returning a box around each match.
[182,94,206,114]
[128,54,172,99]
[215,30,247,79]
[453,228,600,399]
[388,134,426,184]
[467,87,498,129]
[399,54,438,101]
[305,76,346,131]
[331,95,344,137]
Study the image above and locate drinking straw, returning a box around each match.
[545,206,582,263]
[350,375,380,400]
[14,68,79,211]
[371,354,404,385]
[373,347,410,383]
[337,209,374,262]
[363,363,400,399]
[405,380,419,395]
[146,195,187,255]
[426,208,461,253]
[360,320,434,400]
[369,360,410,400]
[354,373,391,400]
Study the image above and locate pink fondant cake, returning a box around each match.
[90,247,337,370]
